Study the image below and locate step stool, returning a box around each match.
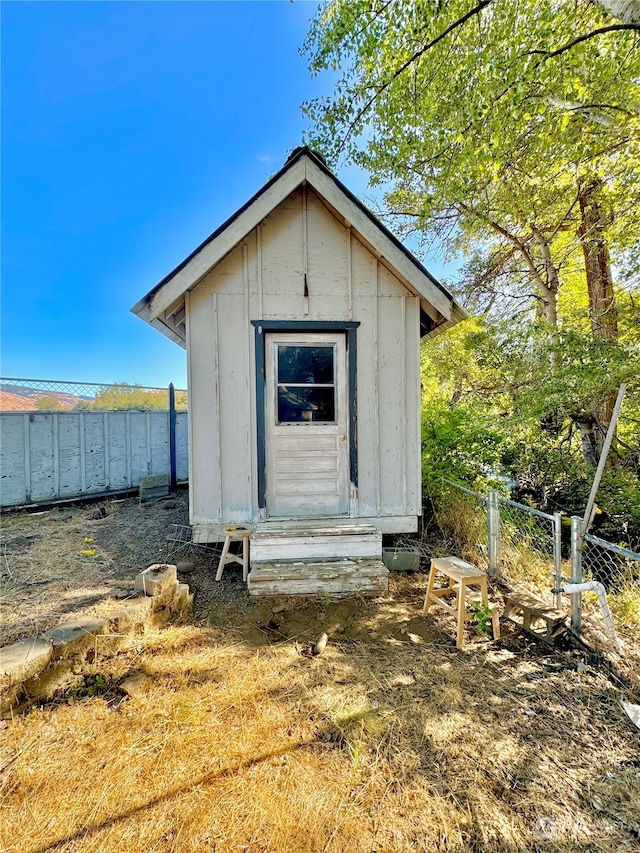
[502,590,566,644]
[216,527,252,583]
[422,556,500,649]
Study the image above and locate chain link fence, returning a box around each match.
[495,496,564,606]
[433,480,640,647]
[392,480,490,570]
[583,533,639,589]
[0,377,187,412]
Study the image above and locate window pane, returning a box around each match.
[277,346,334,384]
[278,386,336,423]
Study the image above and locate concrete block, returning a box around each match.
[0,637,53,691]
[139,474,169,501]
[135,564,177,597]
[44,618,108,660]
[23,661,75,700]
[0,685,22,715]
[171,583,193,618]
[108,597,153,631]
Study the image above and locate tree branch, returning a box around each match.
[336,0,492,155]
[529,23,640,60]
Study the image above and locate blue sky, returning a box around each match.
[2,0,452,389]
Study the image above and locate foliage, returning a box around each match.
[469,600,493,637]
[303,1,640,536]
[421,315,640,537]
[71,383,188,411]
[92,383,168,410]
[37,395,63,411]
[69,673,107,698]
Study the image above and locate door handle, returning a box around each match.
[339,435,346,441]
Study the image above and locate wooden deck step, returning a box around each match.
[247,558,389,597]
[251,522,382,563]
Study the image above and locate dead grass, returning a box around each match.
[0,496,189,647]
[2,496,640,852]
[1,613,639,853]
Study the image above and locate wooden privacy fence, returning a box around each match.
[0,409,188,507]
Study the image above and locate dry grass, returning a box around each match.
[0,497,189,647]
[2,495,640,852]
[1,615,639,853]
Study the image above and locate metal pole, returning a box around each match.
[168,383,177,492]
[582,384,626,536]
[488,489,501,577]
[553,512,563,610]
[570,516,583,633]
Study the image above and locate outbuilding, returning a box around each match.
[132,147,466,594]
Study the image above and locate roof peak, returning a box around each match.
[285,145,328,168]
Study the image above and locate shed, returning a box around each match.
[132,147,466,595]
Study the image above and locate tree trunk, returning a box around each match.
[578,177,618,342]
[578,176,619,460]
[531,227,560,332]
[598,1,640,25]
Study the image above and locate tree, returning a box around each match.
[37,395,62,411]
[91,383,168,411]
[303,0,640,463]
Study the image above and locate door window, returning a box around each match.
[276,344,336,423]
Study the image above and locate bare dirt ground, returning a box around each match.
[1,493,640,852]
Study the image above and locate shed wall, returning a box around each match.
[187,186,421,530]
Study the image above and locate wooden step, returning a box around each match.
[251,522,382,562]
[503,590,566,643]
[247,558,389,597]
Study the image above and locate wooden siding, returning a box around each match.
[186,185,422,531]
[0,411,188,507]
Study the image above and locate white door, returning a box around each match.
[265,332,349,518]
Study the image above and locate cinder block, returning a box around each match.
[139,475,169,501]
[108,597,154,631]
[44,619,108,660]
[23,661,74,700]
[171,583,193,618]
[135,564,178,598]
[0,637,53,691]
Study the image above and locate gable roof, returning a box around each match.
[131,146,467,346]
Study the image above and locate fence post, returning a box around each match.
[570,516,583,633]
[553,512,563,610]
[488,489,501,577]
[168,383,177,492]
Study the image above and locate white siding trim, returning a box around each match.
[185,290,195,523]
[243,244,252,513]
[212,292,223,517]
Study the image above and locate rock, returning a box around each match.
[89,507,107,520]
[58,513,73,522]
[120,672,152,698]
[176,561,196,575]
[313,633,329,655]
[162,500,177,509]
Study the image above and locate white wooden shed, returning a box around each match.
[132,147,466,595]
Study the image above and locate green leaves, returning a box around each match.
[303,0,639,521]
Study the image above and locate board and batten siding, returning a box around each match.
[187,185,422,532]
[0,410,188,507]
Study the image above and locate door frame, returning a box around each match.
[252,320,359,513]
